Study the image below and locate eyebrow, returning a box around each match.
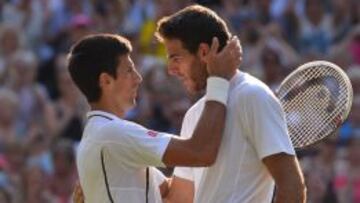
[168,54,180,59]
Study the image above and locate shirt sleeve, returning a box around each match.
[99,120,172,167]
[241,85,295,159]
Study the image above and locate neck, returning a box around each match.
[230,70,238,79]
[90,99,126,118]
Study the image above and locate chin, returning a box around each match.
[130,100,137,108]
[182,80,197,93]
[183,84,195,95]
[193,81,207,93]
[124,99,137,110]
[183,85,200,96]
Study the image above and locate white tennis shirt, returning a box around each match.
[174,71,295,203]
[76,110,172,203]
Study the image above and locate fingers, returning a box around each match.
[231,36,243,65]
[209,37,219,55]
[203,37,219,63]
[219,36,240,57]
[223,36,242,69]
[235,36,242,55]
[220,37,234,55]
[208,35,241,58]
[204,35,242,77]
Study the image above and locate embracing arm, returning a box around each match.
[162,100,226,167]
[72,181,85,203]
[162,176,194,203]
[263,153,306,203]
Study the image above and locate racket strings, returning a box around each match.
[288,79,347,145]
[278,64,351,148]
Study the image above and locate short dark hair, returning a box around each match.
[67,34,132,102]
[155,5,231,54]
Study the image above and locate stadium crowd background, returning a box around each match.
[0,0,359,202]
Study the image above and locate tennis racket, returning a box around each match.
[276,60,353,149]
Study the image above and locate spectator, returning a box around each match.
[53,54,87,142]
[298,0,332,56]
[23,165,52,203]
[48,139,77,203]
[5,50,56,141]
[1,0,45,48]
[3,141,27,203]
[301,138,339,203]
[0,186,11,203]
[335,133,360,203]
[339,95,360,144]
[0,88,19,150]
[330,0,352,44]
[0,24,25,84]
[0,0,358,201]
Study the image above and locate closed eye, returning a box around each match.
[170,56,182,64]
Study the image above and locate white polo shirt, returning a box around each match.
[76,110,172,203]
[174,70,295,203]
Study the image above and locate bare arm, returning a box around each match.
[163,176,194,203]
[72,181,84,203]
[162,36,242,167]
[163,100,226,166]
[263,153,306,203]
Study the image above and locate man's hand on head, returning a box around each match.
[204,36,242,80]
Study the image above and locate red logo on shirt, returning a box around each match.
[147,130,158,137]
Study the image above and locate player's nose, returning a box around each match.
[167,63,180,76]
[134,69,143,84]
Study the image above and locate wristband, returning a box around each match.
[205,77,230,105]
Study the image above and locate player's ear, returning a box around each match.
[99,72,113,89]
[198,42,210,62]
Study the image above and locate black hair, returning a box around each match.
[67,34,132,102]
[156,5,231,54]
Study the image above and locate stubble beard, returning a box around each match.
[188,62,208,96]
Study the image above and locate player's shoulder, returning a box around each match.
[102,118,147,134]
[183,97,206,119]
[232,72,274,100]
[85,116,145,142]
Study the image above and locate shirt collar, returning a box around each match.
[229,70,245,90]
[86,110,119,121]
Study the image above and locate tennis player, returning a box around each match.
[69,33,241,203]
[155,5,306,203]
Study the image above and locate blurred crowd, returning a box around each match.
[0,0,359,202]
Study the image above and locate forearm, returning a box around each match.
[159,178,171,198]
[263,153,306,203]
[163,176,194,203]
[273,184,306,203]
[162,101,226,166]
[162,77,229,167]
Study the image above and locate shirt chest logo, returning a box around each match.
[146,130,158,137]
